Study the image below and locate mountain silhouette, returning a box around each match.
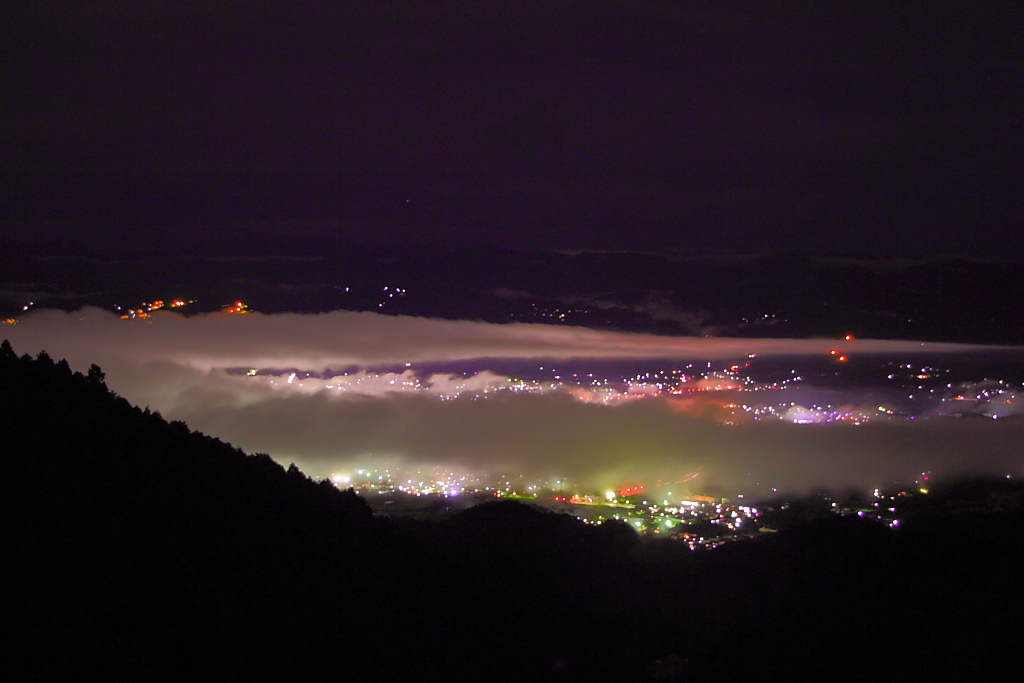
[4,339,1023,681]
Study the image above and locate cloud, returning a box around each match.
[7,306,982,370]
[4,307,1022,496]
[163,384,1024,497]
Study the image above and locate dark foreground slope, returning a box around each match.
[1,342,377,680]
[3,341,1024,682]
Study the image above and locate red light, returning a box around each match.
[838,355,848,362]
[830,349,838,355]
[845,334,854,341]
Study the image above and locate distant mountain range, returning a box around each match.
[3,237,1022,345]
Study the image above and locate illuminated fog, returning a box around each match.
[4,307,1021,496]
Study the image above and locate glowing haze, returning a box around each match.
[5,307,1022,496]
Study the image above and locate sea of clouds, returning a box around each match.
[5,307,1021,496]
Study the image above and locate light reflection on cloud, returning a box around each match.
[4,307,1023,496]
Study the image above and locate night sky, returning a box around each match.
[3,1,1021,255]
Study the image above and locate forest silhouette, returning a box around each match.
[3,339,1022,681]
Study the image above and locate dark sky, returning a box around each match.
[3,1,1021,255]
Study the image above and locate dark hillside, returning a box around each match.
[1,340,374,680]
[4,340,1024,681]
